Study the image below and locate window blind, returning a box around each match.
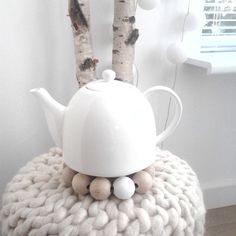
[201,0,236,52]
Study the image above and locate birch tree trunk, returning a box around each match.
[112,0,139,83]
[68,0,98,87]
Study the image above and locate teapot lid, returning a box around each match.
[86,70,132,92]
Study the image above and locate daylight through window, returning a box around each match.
[201,0,236,52]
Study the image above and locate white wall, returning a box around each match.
[1,0,236,209]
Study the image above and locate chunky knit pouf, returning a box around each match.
[0,148,205,236]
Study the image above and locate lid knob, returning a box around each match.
[102,69,116,82]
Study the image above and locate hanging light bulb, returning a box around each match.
[166,42,187,64]
[138,0,160,10]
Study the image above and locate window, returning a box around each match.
[201,0,236,53]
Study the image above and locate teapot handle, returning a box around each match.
[144,86,183,145]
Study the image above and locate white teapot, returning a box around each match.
[31,70,182,177]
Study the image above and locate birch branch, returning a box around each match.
[112,0,139,83]
[68,0,98,87]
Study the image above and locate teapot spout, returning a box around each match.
[30,88,65,148]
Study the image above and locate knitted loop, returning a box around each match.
[0,148,205,236]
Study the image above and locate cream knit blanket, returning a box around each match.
[0,148,205,236]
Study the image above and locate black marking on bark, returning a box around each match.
[69,0,88,31]
[115,77,123,81]
[125,29,139,45]
[119,0,125,2]
[129,16,135,24]
[112,49,119,54]
[119,34,123,37]
[113,25,119,32]
[79,58,98,71]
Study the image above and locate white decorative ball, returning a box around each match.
[113,177,135,200]
[102,69,116,82]
[185,12,202,31]
[138,0,160,10]
[166,42,187,64]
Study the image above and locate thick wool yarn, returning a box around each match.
[0,148,205,236]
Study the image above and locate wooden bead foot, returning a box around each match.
[132,170,153,193]
[62,165,77,187]
[144,165,155,177]
[89,177,111,200]
[72,173,92,195]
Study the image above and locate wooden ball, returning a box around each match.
[132,171,153,194]
[62,166,77,187]
[144,165,155,177]
[89,177,111,201]
[72,173,92,195]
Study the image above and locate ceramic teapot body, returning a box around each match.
[31,70,182,177]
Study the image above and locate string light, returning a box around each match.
[137,0,160,10]
[166,42,187,64]
[161,0,191,149]
[185,12,206,31]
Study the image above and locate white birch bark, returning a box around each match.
[112,0,138,83]
[68,0,98,87]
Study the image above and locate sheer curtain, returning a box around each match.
[0,0,76,197]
